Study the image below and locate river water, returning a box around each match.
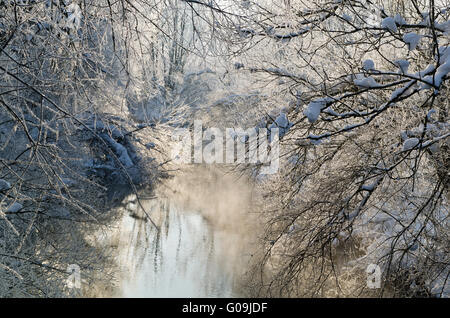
[111,196,239,297]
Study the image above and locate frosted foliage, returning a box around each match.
[185,0,450,298]
[381,17,398,32]
[1,0,449,299]
[0,0,188,297]
[403,32,422,50]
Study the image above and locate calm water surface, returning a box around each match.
[114,197,237,297]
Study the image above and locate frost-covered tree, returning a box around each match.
[0,0,186,297]
[183,0,450,297]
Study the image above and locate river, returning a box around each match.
[112,197,236,297]
[104,168,256,297]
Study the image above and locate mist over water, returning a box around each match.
[109,167,259,297]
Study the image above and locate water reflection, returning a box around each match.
[115,197,237,297]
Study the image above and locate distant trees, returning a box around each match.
[183,0,449,297]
